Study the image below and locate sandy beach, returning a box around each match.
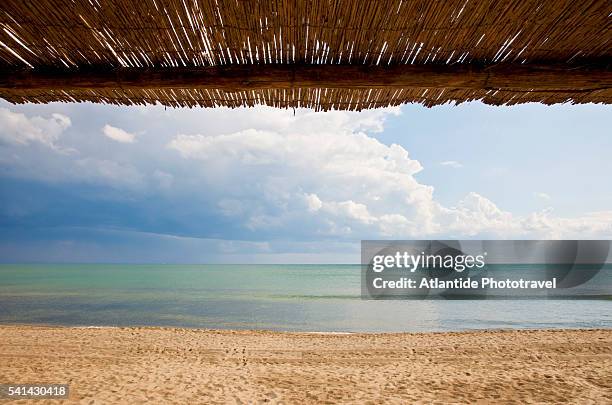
[0,326,610,404]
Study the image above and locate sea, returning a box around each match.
[0,264,610,332]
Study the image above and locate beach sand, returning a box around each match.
[0,326,610,404]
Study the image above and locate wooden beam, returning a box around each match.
[1,64,610,92]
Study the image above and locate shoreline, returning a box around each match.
[1,322,611,335]
[1,325,610,403]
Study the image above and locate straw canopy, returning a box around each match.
[0,0,610,110]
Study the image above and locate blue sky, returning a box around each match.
[0,100,610,263]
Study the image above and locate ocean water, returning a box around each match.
[0,264,610,332]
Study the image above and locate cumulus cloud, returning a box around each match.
[439,192,517,237]
[102,124,137,143]
[168,109,437,238]
[0,107,71,149]
[1,102,611,250]
[440,160,463,168]
[167,108,612,240]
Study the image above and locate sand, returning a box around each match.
[0,326,610,404]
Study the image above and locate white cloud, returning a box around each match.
[323,200,376,225]
[440,192,517,236]
[520,210,612,239]
[440,160,463,168]
[102,124,137,143]
[534,192,551,200]
[167,107,612,240]
[2,103,611,244]
[168,108,437,237]
[0,108,71,149]
[305,193,323,212]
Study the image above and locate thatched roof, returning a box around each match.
[0,0,610,110]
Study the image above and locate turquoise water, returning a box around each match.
[0,264,610,332]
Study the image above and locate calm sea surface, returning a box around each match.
[0,264,610,332]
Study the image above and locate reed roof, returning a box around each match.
[0,0,610,110]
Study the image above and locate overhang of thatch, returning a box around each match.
[0,0,610,110]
